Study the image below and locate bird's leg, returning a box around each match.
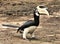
[23,29,29,40]
[31,33,35,38]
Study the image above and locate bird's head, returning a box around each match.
[36,5,49,16]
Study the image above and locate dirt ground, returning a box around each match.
[0,0,60,44]
[0,15,60,44]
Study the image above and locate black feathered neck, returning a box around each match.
[33,10,40,26]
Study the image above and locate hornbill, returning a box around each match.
[2,5,49,39]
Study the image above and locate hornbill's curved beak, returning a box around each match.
[36,5,49,16]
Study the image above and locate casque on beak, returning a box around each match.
[36,5,49,16]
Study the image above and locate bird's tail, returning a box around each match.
[2,24,20,28]
[2,24,22,33]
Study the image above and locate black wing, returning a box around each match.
[17,20,35,32]
[22,20,35,26]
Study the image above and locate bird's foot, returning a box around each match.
[23,38,29,41]
[31,34,36,39]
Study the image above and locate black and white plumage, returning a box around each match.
[2,5,49,39]
[16,9,40,39]
[17,10,40,32]
[16,5,49,39]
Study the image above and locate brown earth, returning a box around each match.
[0,15,60,44]
[0,0,60,44]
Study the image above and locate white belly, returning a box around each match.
[24,26,37,33]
